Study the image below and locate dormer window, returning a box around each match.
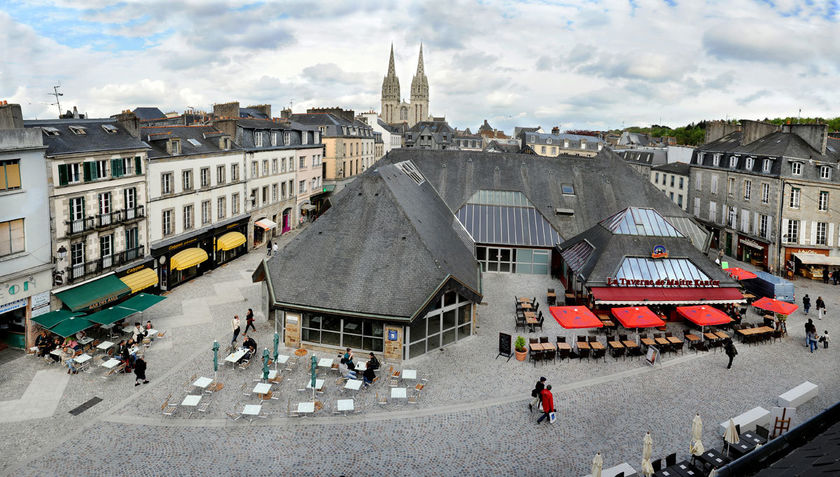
[762,158,772,173]
[546,138,552,144]
[284,131,291,145]
[169,139,181,154]
[791,162,802,176]
[745,157,754,170]
[581,139,587,149]
[729,156,738,168]
[271,132,278,146]
[698,152,705,163]
[187,138,201,147]
[255,132,263,147]
[314,131,320,143]
[302,132,308,145]
[820,165,831,179]
[101,124,118,134]
[220,137,231,150]
[69,125,87,135]
[564,139,569,148]
[712,154,720,167]
[530,135,536,142]
[42,127,60,136]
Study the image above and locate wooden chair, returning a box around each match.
[652,459,662,473]
[539,336,549,344]
[665,453,677,467]
[375,392,388,406]
[558,348,570,361]
[161,394,177,417]
[197,399,212,414]
[611,345,625,360]
[557,336,566,343]
[543,347,556,363]
[591,347,606,362]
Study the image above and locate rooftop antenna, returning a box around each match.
[797,108,801,124]
[289,99,294,111]
[48,84,63,118]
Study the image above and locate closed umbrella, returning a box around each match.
[310,355,318,400]
[641,431,654,476]
[591,452,603,477]
[262,348,270,381]
[212,340,219,384]
[708,469,718,477]
[273,332,280,371]
[723,419,740,456]
[690,413,705,456]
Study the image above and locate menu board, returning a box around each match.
[497,332,512,361]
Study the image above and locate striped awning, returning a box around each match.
[216,231,246,251]
[170,248,208,271]
[255,219,277,230]
[118,268,158,293]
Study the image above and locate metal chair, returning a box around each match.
[161,394,177,417]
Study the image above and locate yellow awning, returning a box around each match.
[170,248,208,271]
[118,268,159,294]
[216,231,246,251]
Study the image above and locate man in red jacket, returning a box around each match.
[537,385,554,424]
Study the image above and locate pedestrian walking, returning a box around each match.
[807,329,818,353]
[536,385,555,424]
[529,377,546,412]
[231,315,241,345]
[134,356,148,386]
[820,330,830,349]
[266,239,273,256]
[833,269,839,285]
[803,294,811,315]
[804,319,815,347]
[272,241,278,255]
[823,267,830,284]
[244,308,256,333]
[816,296,826,320]
[724,339,738,369]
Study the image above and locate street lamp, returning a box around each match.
[55,245,67,262]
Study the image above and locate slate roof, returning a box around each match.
[697,130,840,162]
[483,140,521,153]
[377,118,402,134]
[24,119,149,156]
[132,107,166,120]
[407,120,454,134]
[651,162,691,175]
[619,131,651,146]
[525,132,605,146]
[377,148,688,241]
[141,125,240,159]
[557,209,738,287]
[239,107,269,119]
[514,126,541,137]
[260,160,481,320]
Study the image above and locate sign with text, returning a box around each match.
[645,346,660,366]
[497,332,512,361]
[387,330,398,341]
[651,245,668,259]
[606,277,721,288]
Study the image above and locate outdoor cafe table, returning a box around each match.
[267,370,278,380]
[622,340,639,349]
[695,448,730,472]
[685,334,701,343]
[242,404,262,419]
[297,402,315,414]
[525,312,537,331]
[741,431,767,445]
[589,341,605,350]
[728,438,757,458]
[641,337,656,347]
[654,337,670,346]
[655,461,699,477]
[520,302,532,310]
[181,395,202,416]
[306,379,325,391]
[275,354,290,365]
[703,332,719,340]
[391,387,407,400]
[225,349,247,367]
[667,336,683,344]
[556,342,572,351]
[317,357,334,369]
[517,297,532,303]
[252,383,272,399]
[336,399,354,413]
[715,331,730,339]
[193,377,213,390]
[608,340,624,349]
[74,353,92,365]
[402,369,417,380]
[530,343,551,352]
[576,341,590,350]
[102,358,121,369]
[78,336,94,346]
[96,340,115,351]
[344,379,363,391]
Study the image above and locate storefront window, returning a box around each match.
[406,294,473,359]
[300,312,383,351]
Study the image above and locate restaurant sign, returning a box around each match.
[651,245,668,259]
[605,277,721,287]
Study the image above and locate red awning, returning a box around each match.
[752,297,798,315]
[590,287,745,305]
[549,306,604,329]
[611,306,666,328]
[676,305,733,327]
[725,267,758,280]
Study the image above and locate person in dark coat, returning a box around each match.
[244,308,256,333]
[724,339,738,369]
[134,356,148,386]
[816,297,826,320]
[803,294,811,315]
[537,385,555,424]
[362,362,376,386]
[529,377,546,412]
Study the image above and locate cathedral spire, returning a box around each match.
[387,42,396,77]
[415,43,425,77]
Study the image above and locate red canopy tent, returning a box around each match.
[676,305,733,329]
[610,306,666,329]
[752,297,798,315]
[725,267,758,280]
[549,306,604,329]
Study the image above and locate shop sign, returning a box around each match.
[0,276,46,301]
[0,298,27,314]
[388,330,398,341]
[651,245,668,259]
[88,294,122,310]
[31,304,51,318]
[31,291,50,309]
[605,277,721,287]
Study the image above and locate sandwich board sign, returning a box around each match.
[645,346,660,366]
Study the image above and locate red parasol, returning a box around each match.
[676,305,733,327]
[725,267,758,280]
[549,306,604,329]
[610,306,666,328]
[752,297,798,315]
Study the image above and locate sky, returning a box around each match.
[1,0,839,133]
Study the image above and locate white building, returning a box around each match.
[0,103,53,349]
[358,112,401,157]
[650,162,691,212]
[143,125,249,291]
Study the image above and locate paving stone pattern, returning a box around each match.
[1,246,838,476]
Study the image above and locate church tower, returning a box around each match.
[380,43,400,124]
[409,43,429,126]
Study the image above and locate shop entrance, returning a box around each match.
[282,208,292,234]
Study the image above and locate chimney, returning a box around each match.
[783,123,828,155]
[112,110,140,138]
[704,120,741,144]
[281,107,292,120]
[740,119,778,146]
[0,102,24,129]
[551,126,560,135]
[213,101,240,120]
[72,106,79,119]
[246,104,271,118]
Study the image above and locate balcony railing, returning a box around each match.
[67,206,145,235]
[66,245,145,284]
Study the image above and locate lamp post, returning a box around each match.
[55,245,67,262]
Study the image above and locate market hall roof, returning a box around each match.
[377,148,690,242]
[455,190,561,248]
[254,160,481,321]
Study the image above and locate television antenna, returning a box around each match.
[48,84,63,117]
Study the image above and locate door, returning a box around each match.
[100,234,113,268]
[124,188,137,219]
[725,232,733,257]
[69,197,85,233]
[282,209,291,234]
[99,192,111,226]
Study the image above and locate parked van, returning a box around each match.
[741,271,795,303]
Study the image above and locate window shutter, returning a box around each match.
[83,162,92,182]
[135,156,141,175]
[765,216,771,239]
[829,223,835,247]
[781,218,789,242]
[58,164,69,186]
[111,159,121,177]
[809,221,817,245]
[754,212,759,235]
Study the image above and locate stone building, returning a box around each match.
[650,162,691,212]
[380,44,430,127]
[403,119,456,150]
[690,119,840,273]
[520,131,605,157]
[0,103,52,349]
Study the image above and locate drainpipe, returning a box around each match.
[776,178,786,276]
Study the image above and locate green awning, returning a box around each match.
[118,293,166,312]
[49,316,97,338]
[31,310,81,329]
[85,306,138,325]
[55,275,131,312]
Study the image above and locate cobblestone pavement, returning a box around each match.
[1,245,838,476]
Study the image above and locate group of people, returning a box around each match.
[821,268,840,285]
[802,294,827,320]
[337,348,380,386]
[722,304,744,323]
[528,377,556,424]
[804,319,830,353]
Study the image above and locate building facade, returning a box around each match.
[690,120,840,273]
[25,114,151,310]
[380,44,430,127]
[358,112,401,157]
[403,120,455,150]
[520,131,604,157]
[0,103,53,349]
[143,125,249,291]
[651,162,690,212]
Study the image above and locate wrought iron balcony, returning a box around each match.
[66,245,145,284]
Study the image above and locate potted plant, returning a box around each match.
[514,336,528,361]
